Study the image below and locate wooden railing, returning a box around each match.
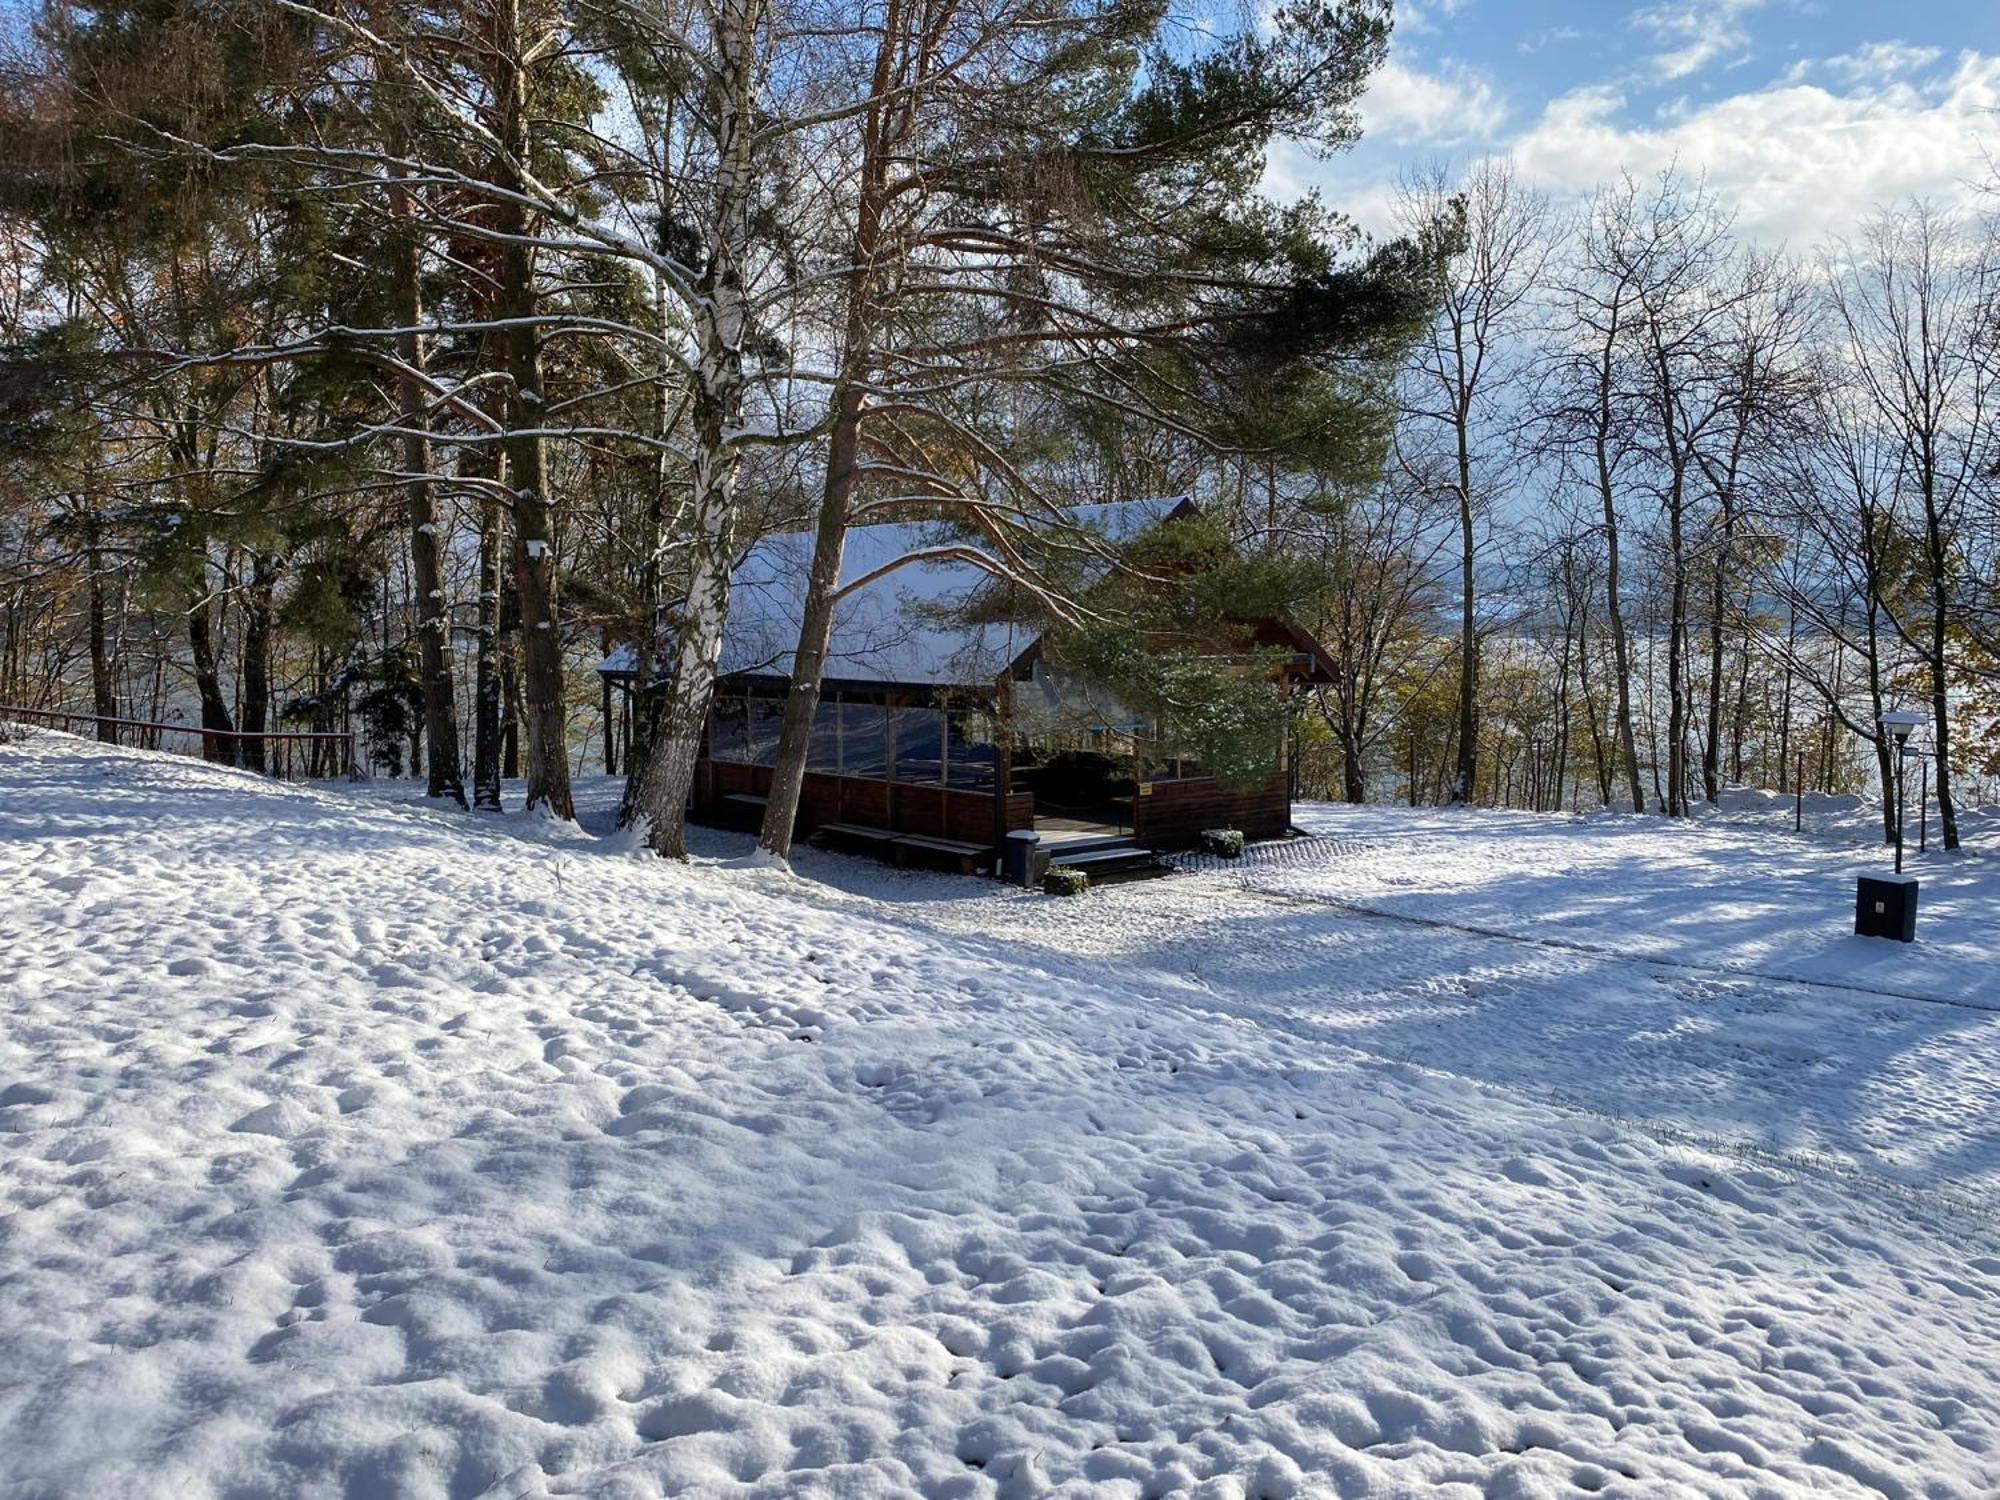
[0,704,358,782]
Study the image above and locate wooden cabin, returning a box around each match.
[601,499,1335,877]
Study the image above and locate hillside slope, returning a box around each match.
[1,733,1995,1499]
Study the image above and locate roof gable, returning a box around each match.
[717,498,1185,688]
[599,496,1334,690]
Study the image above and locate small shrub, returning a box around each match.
[1042,866,1090,896]
[1200,828,1245,859]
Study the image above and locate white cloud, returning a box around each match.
[1518,25,1583,56]
[1821,41,1946,84]
[1357,58,1509,145]
[1510,52,2000,246]
[1632,0,1770,80]
[1395,0,1474,38]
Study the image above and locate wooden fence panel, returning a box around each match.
[1134,771,1291,849]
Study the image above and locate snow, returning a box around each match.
[1699,782,2000,851]
[1257,802,2000,1009]
[718,498,1181,689]
[2,732,1997,1498]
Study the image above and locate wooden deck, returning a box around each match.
[697,759,1032,850]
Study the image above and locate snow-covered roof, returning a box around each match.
[603,499,1186,689]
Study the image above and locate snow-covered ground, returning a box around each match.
[2,733,1996,1499]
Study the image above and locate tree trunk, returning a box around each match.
[1340,724,1367,804]
[1703,562,1726,802]
[1922,493,1959,849]
[502,635,522,783]
[758,378,862,859]
[492,0,573,820]
[601,628,617,775]
[1850,614,1896,845]
[1581,659,1611,806]
[757,2,904,861]
[1873,732,1896,846]
[1702,436,1745,803]
[1665,483,1689,818]
[85,523,117,741]
[1728,633,1751,786]
[1776,602,1796,794]
[1552,613,1575,812]
[239,555,273,773]
[633,0,763,859]
[616,285,680,826]
[1584,316,1646,815]
[1599,472,1643,811]
[1573,593,1611,807]
[473,474,507,811]
[1929,601,1958,850]
[387,139,467,807]
[1451,437,1477,804]
[186,581,236,765]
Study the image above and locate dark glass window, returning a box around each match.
[708,695,748,762]
[748,696,785,767]
[945,710,997,790]
[839,702,887,776]
[891,707,943,784]
[808,698,841,771]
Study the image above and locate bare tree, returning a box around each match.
[1618,175,1748,816]
[1310,476,1452,802]
[1545,176,1652,811]
[1759,368,1910,842]
[1826,202,1995,849]
[1395,157,1549,806]
[1691,253,1811,803]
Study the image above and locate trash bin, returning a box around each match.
[1004,830,1042,888]
[1855,873,1918,942]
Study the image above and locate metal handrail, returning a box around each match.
[0,703,358,780]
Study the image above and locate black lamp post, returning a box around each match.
[1856,709,1925,942]
[1880,709,1924,874]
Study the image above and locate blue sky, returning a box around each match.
[1277,0,2000,245]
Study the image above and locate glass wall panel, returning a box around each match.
[708,695,748,762]
[808,698,841,771]
[891,707,943,784]
[838,702,887,776]
[945,710,997,790]
[747,695,785,767]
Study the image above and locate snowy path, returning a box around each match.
[2,736,1997,1499]
[780,807,2000,1208]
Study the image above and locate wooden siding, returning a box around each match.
[696,759,1030,848]
[1132,769,1291,849]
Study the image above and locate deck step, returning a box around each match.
[895,834,987,856]
[1037,834,1138,857]
[1048,841,1162,875]
[894,833,989,875]
[815,821,898,847]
